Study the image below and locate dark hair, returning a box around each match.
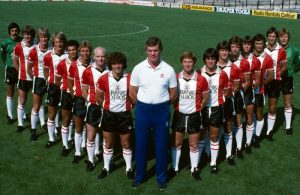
[145,36,163,51]
[8,22,20,35]
[266,26,278,37]
[216,40,230,51]
[253,34,266,44]
[242,35,253,44]
[22,25,35,38]
[203,48,218,62]
[229,35,241,47]
[107,51,127,70]
[66,39,79,49]
[180,51,197,63]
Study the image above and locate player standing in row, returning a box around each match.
[278,28,300,135]
[68,41,92,163]
[27,27,51,141]
[44,32,68,148]
[252,34,274,147]
[241,36,261,153]
[200,48,229,174]
[217,40,241,165]
[55,40,79,156]
[82,47,108,171]
[170,51,209,180]
[96,52,134,179]
[13,25,36,133]
[229,36,251,159]
[264,27,287,140]
[1,22,22,124]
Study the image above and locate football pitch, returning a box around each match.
[0,1,300,194]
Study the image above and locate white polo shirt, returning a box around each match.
[130,58,177,104]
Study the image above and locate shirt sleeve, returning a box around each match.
[294,48,300,73]
[169,68,177,88]
[13,43,21,58]
[68,63,75,79]
[130,65,139,87]
[0,41,6,63]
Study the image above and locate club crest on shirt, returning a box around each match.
[160,73,164,78]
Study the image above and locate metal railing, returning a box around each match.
[158,0,300,12]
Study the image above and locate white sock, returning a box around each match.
[68,120,73,141]
[94,133,100,155]
[235,125,243,149]
[61,125,69,149]
[31,109,38,129]
[47,119,55,142]
[210,140,219,166]
[6,96,13,119]
[81,126,87,148]
[87,140,95,163]
[171,146,181,171]
[23,110,27,120]
[198,139,205,163]
[103,147,113,171]
[17,103,24,126]
[267,113,276,135]
[190,146,199,171]
[246,123,254,144]
[284,107,292,129]
[255,119,264,137]
[224,132,233,158]
[205,133,211,156]
[39,105,45,126]
[74,132,82,156]
[123,148,132,171]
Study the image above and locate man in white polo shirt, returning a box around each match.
[129,37,177,191]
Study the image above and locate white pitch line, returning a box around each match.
[70,22,150,39]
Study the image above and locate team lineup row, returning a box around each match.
[1,22,300,190]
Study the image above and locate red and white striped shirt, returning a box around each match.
[218,61,241,96]
[255,51,274,94]
[265,43,287,80]
[28,44,51,78]
[82,63,108,105]
[56,57,73,91]
[68,58,89,97]
[13,40,35,81]
[175,71,209,114]
[244,53,261,84]
[200,65,229,107]
[43,49,68,84]
[96,71,131,112]
[232,54,251,82]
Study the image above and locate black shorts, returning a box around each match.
[171,111,202,134]
[46,83,61,107]
[255,93,265,108]
[100,109,133,135]
[244,87,255,106]
[234,91,245,114]
[17,79,32,92]
[223,97,235,118]
[201,106,224,128]
[60,91,73,111]
[265,80,281,98]
[73,96,87,118]
[4,66,18,85]
[32,77,47,96]
[86,104,102,128]
[281,76,293,95]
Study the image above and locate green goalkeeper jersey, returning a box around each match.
[0,37,21,67]
[285,44,300,76]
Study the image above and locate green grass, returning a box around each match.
[0,2,300,194]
